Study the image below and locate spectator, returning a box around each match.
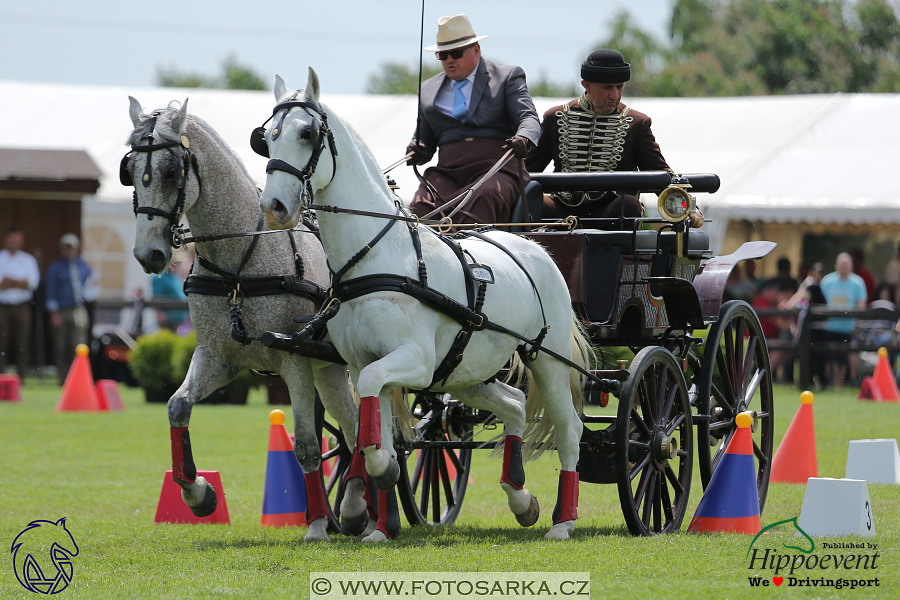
[724,263,756,304]
[767,257,798,295]
[871,283,897,311]
[151,261,188,332]
[882,240,900,296]
[45,234,99,383]
[820,252,868,387]
[0,227,40,376]
[849,248,875,303]
[743,260,763,296]
[781,262,827,387]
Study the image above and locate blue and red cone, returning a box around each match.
[261,409,308,527]
[688,411,761,535]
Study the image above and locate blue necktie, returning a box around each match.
[452,80,468,123]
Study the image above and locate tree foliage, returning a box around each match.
[365,62,444,94]
[156,55,267,90]
[597,0,900,96]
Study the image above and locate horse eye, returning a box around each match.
[300,129,311,140]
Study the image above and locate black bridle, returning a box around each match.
[249,91,338,206]
[120,113,201,247]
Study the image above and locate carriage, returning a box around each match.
[126,77,774,540]
[274,169,776,537]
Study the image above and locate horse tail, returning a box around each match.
[391,386,415,443]
[517,312,592,462]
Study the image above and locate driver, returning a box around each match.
[405,14,541,226]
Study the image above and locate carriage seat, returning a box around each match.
[509,180,545,232]
[584,229,710,255]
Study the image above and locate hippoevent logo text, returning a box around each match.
[746,518,880,590]
[10,518,79,594]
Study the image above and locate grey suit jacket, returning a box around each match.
[411,58,541,160]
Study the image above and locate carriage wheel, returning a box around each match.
[696,300,774,512]
[395,392,472,527]
[315,398,353,534]
[615,346,693,536]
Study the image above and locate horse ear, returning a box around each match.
[173,99,189,134]
[128,96,144,127]
[274,74,287,101]
[305,67,320,103]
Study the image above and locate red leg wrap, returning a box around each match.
[499,435,525,490]
[304,472,331,525]
[170,426,195,483]
[554,470,579,524]
[346,448,367,481]
[375,488,393,539]
[357,396,382,450]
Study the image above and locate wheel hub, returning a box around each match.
[652,426,678,463]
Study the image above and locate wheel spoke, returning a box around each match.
[742,368,765,411]
[714,349,737,410]
[665,411,686,436]
[431,452,441,522]
[753,439,768,466]
[445,447,463,472]
[634,463,652,506]
[734,317,745,394]
[741,334,758,396]
[630,407,653,438]
[664,462,684,496]
[662,377,678,423]
[660,473,674,525]
[640,472,656,527]
[411,449,426,495]
[419,450,432,516]
[438,450,455,512]
[628,448,653,481]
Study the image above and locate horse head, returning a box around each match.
[124,97,199,274]
[258,68,337,230]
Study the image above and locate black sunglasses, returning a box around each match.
[436,45,473,61]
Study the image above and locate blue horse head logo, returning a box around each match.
[11,518,79,594]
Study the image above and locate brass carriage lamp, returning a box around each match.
[657,175,696,257]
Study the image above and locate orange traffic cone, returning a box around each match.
[770,391,817,483]
[871,348,899,402]
[261,409,308,527]
[95,379,124,411]
[56,344,101,412]
[858,376,882,401]
[688,411,761,534]
[0,373,23,402]
[154,470,231,524]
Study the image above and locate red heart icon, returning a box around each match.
[773,577,783,586]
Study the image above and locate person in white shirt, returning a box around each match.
[0,228,41,376]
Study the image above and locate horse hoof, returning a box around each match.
[185,480,218,518]
[362,529,390,543]
[362,518,377,537]
[305,517,331,542]
[515,495,540,528]
[340,510,369,537]
[371,458,400,490]
[544,520,576,540]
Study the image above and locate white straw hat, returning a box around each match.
[425,14,488,52]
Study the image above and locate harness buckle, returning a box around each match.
[438,216,453,235]
[231,283,242,305]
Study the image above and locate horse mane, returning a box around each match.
[321,100,394,198]
[126,102,255,184]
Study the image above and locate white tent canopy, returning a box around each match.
[2,80,898,260]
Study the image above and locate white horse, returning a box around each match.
[125,97,370,541]
[258,69,590,541]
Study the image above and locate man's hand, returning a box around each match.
[406,141,430,166]
[689,208,705,229]
[502,136,529,159]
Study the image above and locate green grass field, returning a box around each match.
[1,381,898,599]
